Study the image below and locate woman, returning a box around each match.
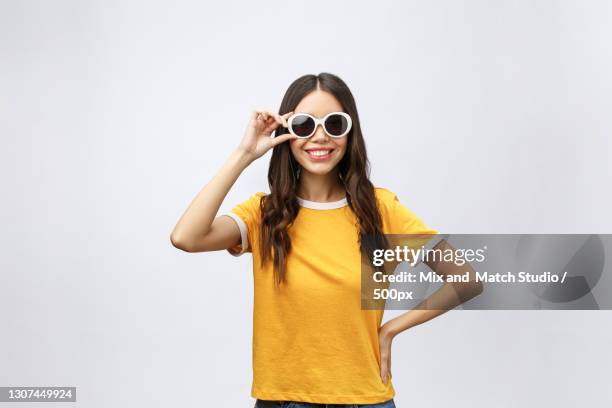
[170,72,482,407]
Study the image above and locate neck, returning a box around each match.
[297,168,345,202]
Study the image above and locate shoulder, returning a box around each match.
[374,186,435,233]
[231,191,267,217]
[374,187,400,208]
[373,187,402,221]
[251,191,267,202]
[247,191,268,210]
[374,187,397,201]
[374,186,419,217]
[243,191,267,205]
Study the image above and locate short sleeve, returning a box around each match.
[377,188,446,258]
[390,194,438,235]
[223,192,265,256]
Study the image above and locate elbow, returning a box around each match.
[170,231,196,253]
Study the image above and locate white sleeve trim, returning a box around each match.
[224,212,248,256]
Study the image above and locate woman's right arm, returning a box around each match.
[170,110,295,253]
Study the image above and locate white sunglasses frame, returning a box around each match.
[287,111,352,139]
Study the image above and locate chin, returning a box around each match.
[299,159,339,176]
[300,163,337,176]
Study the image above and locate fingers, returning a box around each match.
[380,358,389,384]
[379,337,392,385]
[280,111,294,127]
[267,112,285,127]
[254,111,269,129]
[269,133,298,147]
[263,119,280,135]
[252,110,268,128]
[254,109,294,128]
[380,363,392,384]
[254,110,276,124]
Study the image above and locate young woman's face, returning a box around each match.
[289,90,348,177]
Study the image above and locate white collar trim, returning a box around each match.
[297,196,348,210]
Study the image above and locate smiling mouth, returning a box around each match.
[305,149,334,160]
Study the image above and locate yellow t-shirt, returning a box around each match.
[224,187,438,404]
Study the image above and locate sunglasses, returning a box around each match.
[286,112,352,139]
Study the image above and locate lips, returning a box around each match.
[304,148,334,161]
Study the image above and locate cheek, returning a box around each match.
[335,139,348,158]
[289,139,306,161]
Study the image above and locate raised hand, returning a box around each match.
[237,109,296,163]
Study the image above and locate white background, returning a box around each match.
[1,1,611,407]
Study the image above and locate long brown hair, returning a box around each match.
[260,73,387,285]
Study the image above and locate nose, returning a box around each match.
[310,123,329,142]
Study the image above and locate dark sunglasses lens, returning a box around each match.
[325,114,349,136]
[291,115,315,137]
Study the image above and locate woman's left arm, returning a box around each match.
[378,239,484,384]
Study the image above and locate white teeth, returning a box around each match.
[308,150,330,157]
